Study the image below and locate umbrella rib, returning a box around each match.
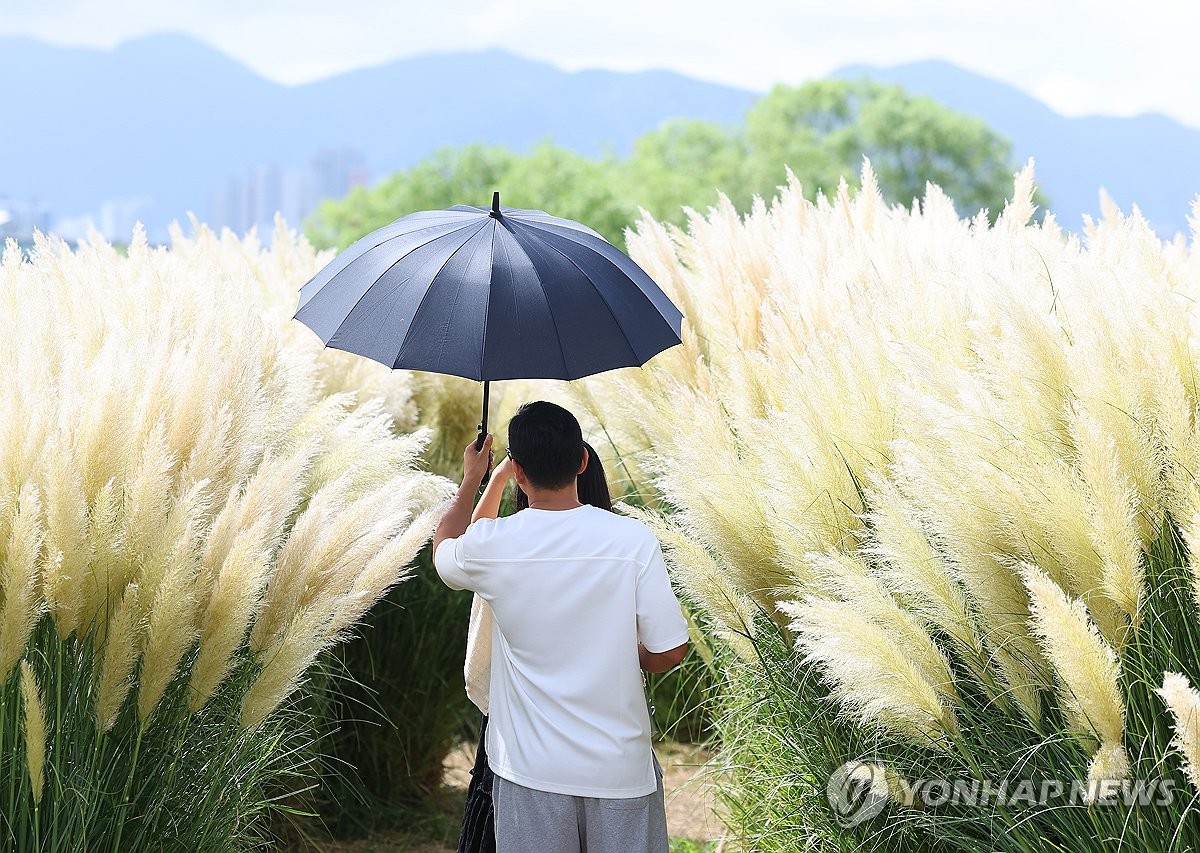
[329,219,483,346]
[302,216,475,297]
[516,218,681,329]
[505,222,571,381]
[521,230,641,366]
[393,219,494,371]
[510,211,601,239]
[358,211,476,247]
[478,224,496,380]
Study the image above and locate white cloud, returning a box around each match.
[2,0,1198,127]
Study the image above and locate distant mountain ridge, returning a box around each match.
[1,34,754,238]
[833,60,1200,235]
[3,35,1198,238]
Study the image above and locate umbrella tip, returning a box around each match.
[491,191,500,217]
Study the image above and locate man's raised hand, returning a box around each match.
[464,434,494,487]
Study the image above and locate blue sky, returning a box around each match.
[2,0,1197,128]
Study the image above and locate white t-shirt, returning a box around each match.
[435,504,689,798]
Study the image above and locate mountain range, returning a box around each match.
[834,61,1200,236]
[3,33,1198,238]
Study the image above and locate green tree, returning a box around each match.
[306,142,633,250]
[306,144,516,249]
[502,143,635,244]
[306,79,1039,250]
[745,79,1026,216]
[624,119,750,227]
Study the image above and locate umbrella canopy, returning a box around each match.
[295,193,683,383]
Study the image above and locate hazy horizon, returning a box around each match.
[4,0,1198,128]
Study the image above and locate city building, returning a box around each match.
[207,147,368,236]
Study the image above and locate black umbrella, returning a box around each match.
[295,192,683,447]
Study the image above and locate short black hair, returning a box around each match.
[507,401,584,490]
[516,441,612,512]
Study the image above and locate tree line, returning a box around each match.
[307,79,1034,249]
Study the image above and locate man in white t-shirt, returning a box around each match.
[434,401,689,853]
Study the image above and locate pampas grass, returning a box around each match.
[0,222,451,851]
[1158,673,1200,793]
[19,660,47,805]
[96,582,141,732]
[1022,565,1129,796]
[782,593,959,750]
[0,485,45,679]
[590,164,1200,849]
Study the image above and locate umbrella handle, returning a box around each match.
[475,381,491,490]
[475,381,491,451]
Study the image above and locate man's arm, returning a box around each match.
[639,641,688,674]
[635,541,691,673]
[472,455,513,523]
[434,435,494,553]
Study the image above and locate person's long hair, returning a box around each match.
[515,441,612,512]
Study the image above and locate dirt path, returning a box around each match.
[444,740,723,843]
[653,742,724,843]
[322,741,724,852]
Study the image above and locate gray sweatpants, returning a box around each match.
[492,758,669,853]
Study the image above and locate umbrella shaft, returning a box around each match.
[476,381,491,450]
